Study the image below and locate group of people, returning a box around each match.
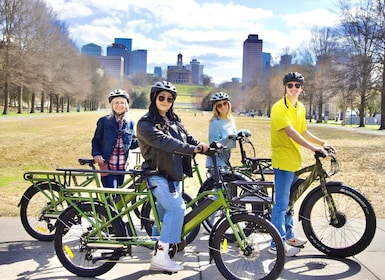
[91,72,336,273]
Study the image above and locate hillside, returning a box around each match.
[132,84,213,109]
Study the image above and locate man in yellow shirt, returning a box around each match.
[269,72,336,256]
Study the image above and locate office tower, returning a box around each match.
[242,34,263,88]
[107,43,130,76]
[114,38,132,52]
[187,59,204,85]
[280,54,292,68]
[96,56,124,82]
[154,66,162,78]
[81,43,102,56]
[263,52,271,69]
[129,49,147,75]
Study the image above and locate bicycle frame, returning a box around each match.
[290,152,339,221]
[58,168,246,249]
[227,129,274,181]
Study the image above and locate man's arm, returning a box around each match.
[284,126,318,152]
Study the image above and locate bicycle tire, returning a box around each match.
[19,183,66,241]
[54,203,126,277]
[198,172,252,233]
[211,213,285,280]
[301,183,377,257]
[140,192,200,245]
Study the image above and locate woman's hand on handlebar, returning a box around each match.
[195,143,209,154]
[93,155,105,165]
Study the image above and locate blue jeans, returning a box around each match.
[147,175,185,244]
[271,169,296,246]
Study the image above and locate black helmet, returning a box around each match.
[283,72,305,85]
[150,81,177,101]
[108,89,130,103]
[210,92,229,105]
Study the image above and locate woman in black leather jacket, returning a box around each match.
[137,81,208,273]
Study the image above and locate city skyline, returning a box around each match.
[45,0,339,84]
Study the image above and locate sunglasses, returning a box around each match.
[287,83,301,89]
[157,95,174,103]
[216,101,228,109]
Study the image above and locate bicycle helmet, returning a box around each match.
[108,89,130,103]
[150,81,177,101]
[210,92,229,105]
[283,72,305,85]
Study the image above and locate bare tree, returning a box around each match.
[0,0,25,114]
[371,0,385,129]
[337,0,378,127]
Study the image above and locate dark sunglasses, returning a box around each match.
[216,101,228,109]
[287,83,301,89]
[157,95,174,103]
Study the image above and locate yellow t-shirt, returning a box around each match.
[270,97,307,172]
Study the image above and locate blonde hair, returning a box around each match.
[210,100,235,122]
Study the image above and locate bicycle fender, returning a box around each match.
[18,186,36,207]
[208,215,228,263]
[298,181,343,221]
[17,182,61,207]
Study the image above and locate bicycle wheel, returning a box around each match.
[19,183,67,241]
[140,192,200,245]
[301,183,377,257]
[211,213,284,280]
[54,203,126,277]
[198,172,252,233]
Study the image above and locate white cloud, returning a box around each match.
[44,0,338,83]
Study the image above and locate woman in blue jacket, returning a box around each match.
[91,89,138,189]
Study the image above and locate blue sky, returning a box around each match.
[45,0,339,84]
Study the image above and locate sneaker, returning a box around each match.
[286,237,307,247]
[268,244,300,257]
[150,247,183,272]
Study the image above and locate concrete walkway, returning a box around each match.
[0,217,384,280]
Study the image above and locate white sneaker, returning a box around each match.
[284,244,301,257]
[268,243,300,257]
[150,247,183,272]
[286,237,307,247]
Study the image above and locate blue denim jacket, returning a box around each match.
[91,115,138,162]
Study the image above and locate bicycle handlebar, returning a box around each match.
[314,148,335,159]
[228,129,252,141]
[78,158,96,169]
[203,141,228,157]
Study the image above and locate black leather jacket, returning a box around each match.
[136,112,199,181]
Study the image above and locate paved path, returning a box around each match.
[0,217,384,279]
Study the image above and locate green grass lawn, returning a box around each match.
[1,109,384,217]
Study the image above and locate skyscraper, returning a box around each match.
[96,56,124,83]
[129,50,147,75]
[81,43,102,56]
[114,38,132,51]
[242,34,263,88]
[107,43,130,76]
[154,66,162,78]
[187,59,204,85]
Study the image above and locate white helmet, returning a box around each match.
[108,89,130,103]
[210,92,229,105]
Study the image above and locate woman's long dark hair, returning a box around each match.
[149,91,188,134]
